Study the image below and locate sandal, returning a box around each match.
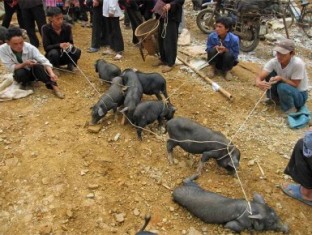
[281,183,312,206]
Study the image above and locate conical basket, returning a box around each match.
[135,19,159,60]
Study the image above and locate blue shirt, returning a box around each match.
[206,31,240,61]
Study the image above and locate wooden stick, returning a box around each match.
[177,55,233,100]
[255,160,265,177]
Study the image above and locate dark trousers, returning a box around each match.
[284,138,312,189]
[46,48,81,67]
[2,2,24,28]
[91,5,109,48]
[14,64,57,89]
[158,19,179,67]
[126,7,143,44]
[79,0,88,21]
[21,4,47,48]
[106,17,124,53]
[207,48,237,72]
[265,71,308,111]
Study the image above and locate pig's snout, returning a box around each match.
[277,222,288,234]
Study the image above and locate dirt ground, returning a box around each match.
[1,2,312,234]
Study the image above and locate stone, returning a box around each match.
[88,184,99,189]
[5,157,18,167]
[88,124,102,133]
[41,178,49,185]
[39,224,52,235]
[133,208,140,216]
[115,213,125,223]
[113,133,121,141]
[86,193,95,199]
[188,227,201,235]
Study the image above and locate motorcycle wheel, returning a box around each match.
[239,26,260,52]
[196,8,217,34]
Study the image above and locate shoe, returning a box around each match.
[87,47,99,53]
[281,183,312,206]
[153,60,164,67]
[207,66,216,77]
[284,107,297,116]
[113,53,123,60]
[102,48,114,55]
[53,89,65,99]
[261,98,275,105]
[224,71,233,81]
[67,63,77,72]
[162,65,173,73]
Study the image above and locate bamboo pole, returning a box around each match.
[177,55,233,100]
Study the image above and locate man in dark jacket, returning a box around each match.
[42,7,81,71]
[153,0,185,73]
[17,0,46,47]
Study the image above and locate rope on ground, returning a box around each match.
[63,50,101,96]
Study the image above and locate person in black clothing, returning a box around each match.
[87,0,109,53]
[119,0,143,45]
[2,0,24,29]
[18,0,47,48]
[281,129,312,206]
[153,0,184,73]
[42,7,81,71]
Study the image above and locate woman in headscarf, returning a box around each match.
[281,128,312,206]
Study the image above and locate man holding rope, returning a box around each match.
[42,7,81,72]
[0,27,65,99]
[206,16,239,81]
[153,0,185,73]
[255,39,309,115]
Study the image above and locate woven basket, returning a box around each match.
[135,19,159,59]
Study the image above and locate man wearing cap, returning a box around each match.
[255,38,309,114]
[281,129,312,206]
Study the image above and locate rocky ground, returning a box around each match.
[1,1,312,234]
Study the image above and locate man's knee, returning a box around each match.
[14,69,30,83]
[47,49,60,65]
[277,83,292,94]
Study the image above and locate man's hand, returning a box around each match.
[256,79,271,91]
[269,76,283,84]
[24,59,37,67]
[50,72,58,82]
[215,45,227,53]
[93,0,99,7]
[60,42,71,50]
[163,3,171,11]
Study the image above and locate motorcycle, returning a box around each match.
[196,0,281,52]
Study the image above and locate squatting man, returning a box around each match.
[255,38,309,114]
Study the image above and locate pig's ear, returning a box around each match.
[253,193,265,204]
[98,107,104,117]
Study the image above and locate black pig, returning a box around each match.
[173,176,288,233]
[133,101,176,140]
[166,117,240,176]
[120,69,143,122]
[135,70,169,101]
[94,59,121,82]
[91,76,124,124]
